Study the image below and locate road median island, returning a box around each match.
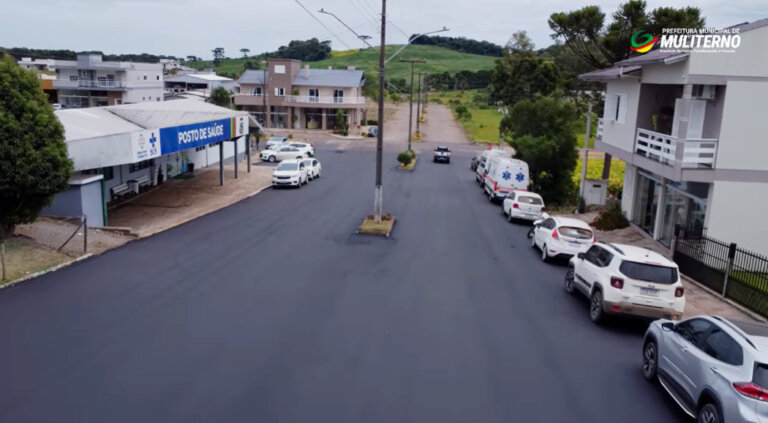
[357,214,396,237]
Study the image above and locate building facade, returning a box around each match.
[21,54,164,108]
[235,59,366,130]
[582,18,768,255]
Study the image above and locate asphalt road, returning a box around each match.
[0,144,689,422]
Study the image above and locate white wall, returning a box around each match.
[621,163,637,221]
[123,88,164,103]
[640,60,689,85]
[687,26,768,78]
[715,80,768,171]
[601,78,642,152]
[707,180,768,256]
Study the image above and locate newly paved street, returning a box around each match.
[1,133,689,421]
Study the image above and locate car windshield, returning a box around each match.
[276,163,298,171]
[518,196,543,205]
[435,147,449,152]
[619,261,678,284]
[558,226,592,239]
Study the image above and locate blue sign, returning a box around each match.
[516,172,526,182]
[502,171,512,181]
[159,118,234,154]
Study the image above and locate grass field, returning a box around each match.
[189,45,496,82]
[431,90,503,144]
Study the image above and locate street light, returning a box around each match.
[318,8,375,49]
[385,26,448,65]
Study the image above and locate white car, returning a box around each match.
[530,216,595,262]
[566,242,685,323]
[288,142,315,157]
[272,159,309,188]
[261,146,308,162]
[503,191,545,222]
[265,136,288,150]
[302,158,322,180]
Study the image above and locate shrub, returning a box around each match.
[397,150,415,165]
[591,199,629,231]
[448,99,461,105]
[390,93,401,102]
[287,133,293,139]
[430,98,443,104]
[366,119,378,126]
[478,104,489,110]
[455,105,472,121]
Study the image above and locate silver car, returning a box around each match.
[643,316,768,423]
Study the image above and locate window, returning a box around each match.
[195,145,206,152]
[309,88,319,102]
[208,142,220,148]
[274,87,285,96]
[603,93,627,124]
[542,218,556,230]
[69,75,79,81]
[142,97,145,101]
[156,75,160,80]
[102,166,114,181]
[251,87,263,96]
[274,65,286,74]
[518,196,543,205]
[674,318,713,346]
[619,261,678,284]
[143,75,147,80]
[508,192,516,201]
[129,159,153,173]
[333,89,344,103]
[558,226,593,240]
[585,246,602,265]
[596,248,614,267]
[701,328,743,366]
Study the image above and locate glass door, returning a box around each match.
[633,174,660,236]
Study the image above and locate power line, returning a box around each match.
[348,0,378,28]
[293,0,354,50]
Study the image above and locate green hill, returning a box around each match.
[188,45,496,82]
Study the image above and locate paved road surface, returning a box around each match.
[0,143,688,422]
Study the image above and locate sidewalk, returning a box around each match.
[565,211,763,322]
[108,158,272,237]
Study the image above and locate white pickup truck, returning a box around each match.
[433,146,451,163]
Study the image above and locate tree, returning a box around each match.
[240,48,250,58]
[275,38,331,62]
[209,86,231,108]
[500,96,578,205]
[212,47,225,66]
[0,56,73,279]
[489,31,560,106]
[333,109,348,136]
[549,1,705,69]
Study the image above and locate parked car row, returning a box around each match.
[271,157,322,189]
[470,151,766,423]
[260,141,315,163]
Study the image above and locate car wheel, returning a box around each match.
[697,403,722,423]
[530,232,537,248]
[507,209,513,223]
[541,244,550,262]
[590,290,605,323]
[268,156,276,163]
[564,267,576,294]
[296,156,303,159]
[642,340,658,381]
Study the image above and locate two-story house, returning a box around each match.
[235,59,366,130]
[581,18,768,255]
[47,53,164,108]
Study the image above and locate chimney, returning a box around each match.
[347,66,356,70]
[304,64,310,78]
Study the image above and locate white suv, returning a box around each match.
[565,242,685,323]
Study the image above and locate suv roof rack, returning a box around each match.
[713,316,757,349]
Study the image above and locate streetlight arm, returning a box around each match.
[384,27,448,65]
[319,9,374,49]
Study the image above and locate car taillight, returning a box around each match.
[610,277,624,289]
[494,181,498,191]
[513,203,519,209]
[311,143,314,147]
[734,382,768,402]
[434,153,438,157]
[551,229,559,240]
[593,235,597,243]
[675,287,684,297]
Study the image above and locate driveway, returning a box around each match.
[0,143,689,422]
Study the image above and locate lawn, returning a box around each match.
[1,237,70,286]
[572,156,626,196]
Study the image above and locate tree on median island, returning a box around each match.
[209,86,232,108]
[500,96,578,206]
[0,55,73,279]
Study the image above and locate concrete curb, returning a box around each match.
[329,133,364,140]
[1,253,95,291]
[681,273,767,323]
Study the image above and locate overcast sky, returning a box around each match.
[1,0,765,59]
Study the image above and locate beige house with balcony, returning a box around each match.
[581,18,768,255]
[235,59,366,130]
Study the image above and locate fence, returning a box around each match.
[673,226,768,318]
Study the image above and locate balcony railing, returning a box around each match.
[635,128,718,168]
[285,95,365,105]
[78,80,125,88]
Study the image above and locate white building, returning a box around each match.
[581,18,768,255]
[21,53,164,108]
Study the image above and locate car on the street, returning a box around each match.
[265,136,288,150]
[642,316,768,423]
[475,149,512,184]
[261,145,308,162]
[471,153,481,171]
[288,141,315,157]
[367,126,378,137]
[272,159,309,188]
[433,146,451,163]
[565,242,685,323]
[530,216,594,262]
[482,157,529,201]
[503,191,545,222]
[302,158,322,180]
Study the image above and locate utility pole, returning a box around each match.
[262,59,268,128]
[373,0,386,222]
[400,59,425,151]
[416,72,426,136]
[579,103,592,206]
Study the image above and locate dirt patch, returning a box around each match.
[15,217,134,257]
[1,237,70,285]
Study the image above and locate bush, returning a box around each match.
[366,119,378,126]
[397,150,415,165]
[478,104,489,110]
[430,98,443,104]
[287,133,293,139]
[448,99,461,105]
[390,93,401,102]
[455,105,472,121]
[591,199,629,231]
